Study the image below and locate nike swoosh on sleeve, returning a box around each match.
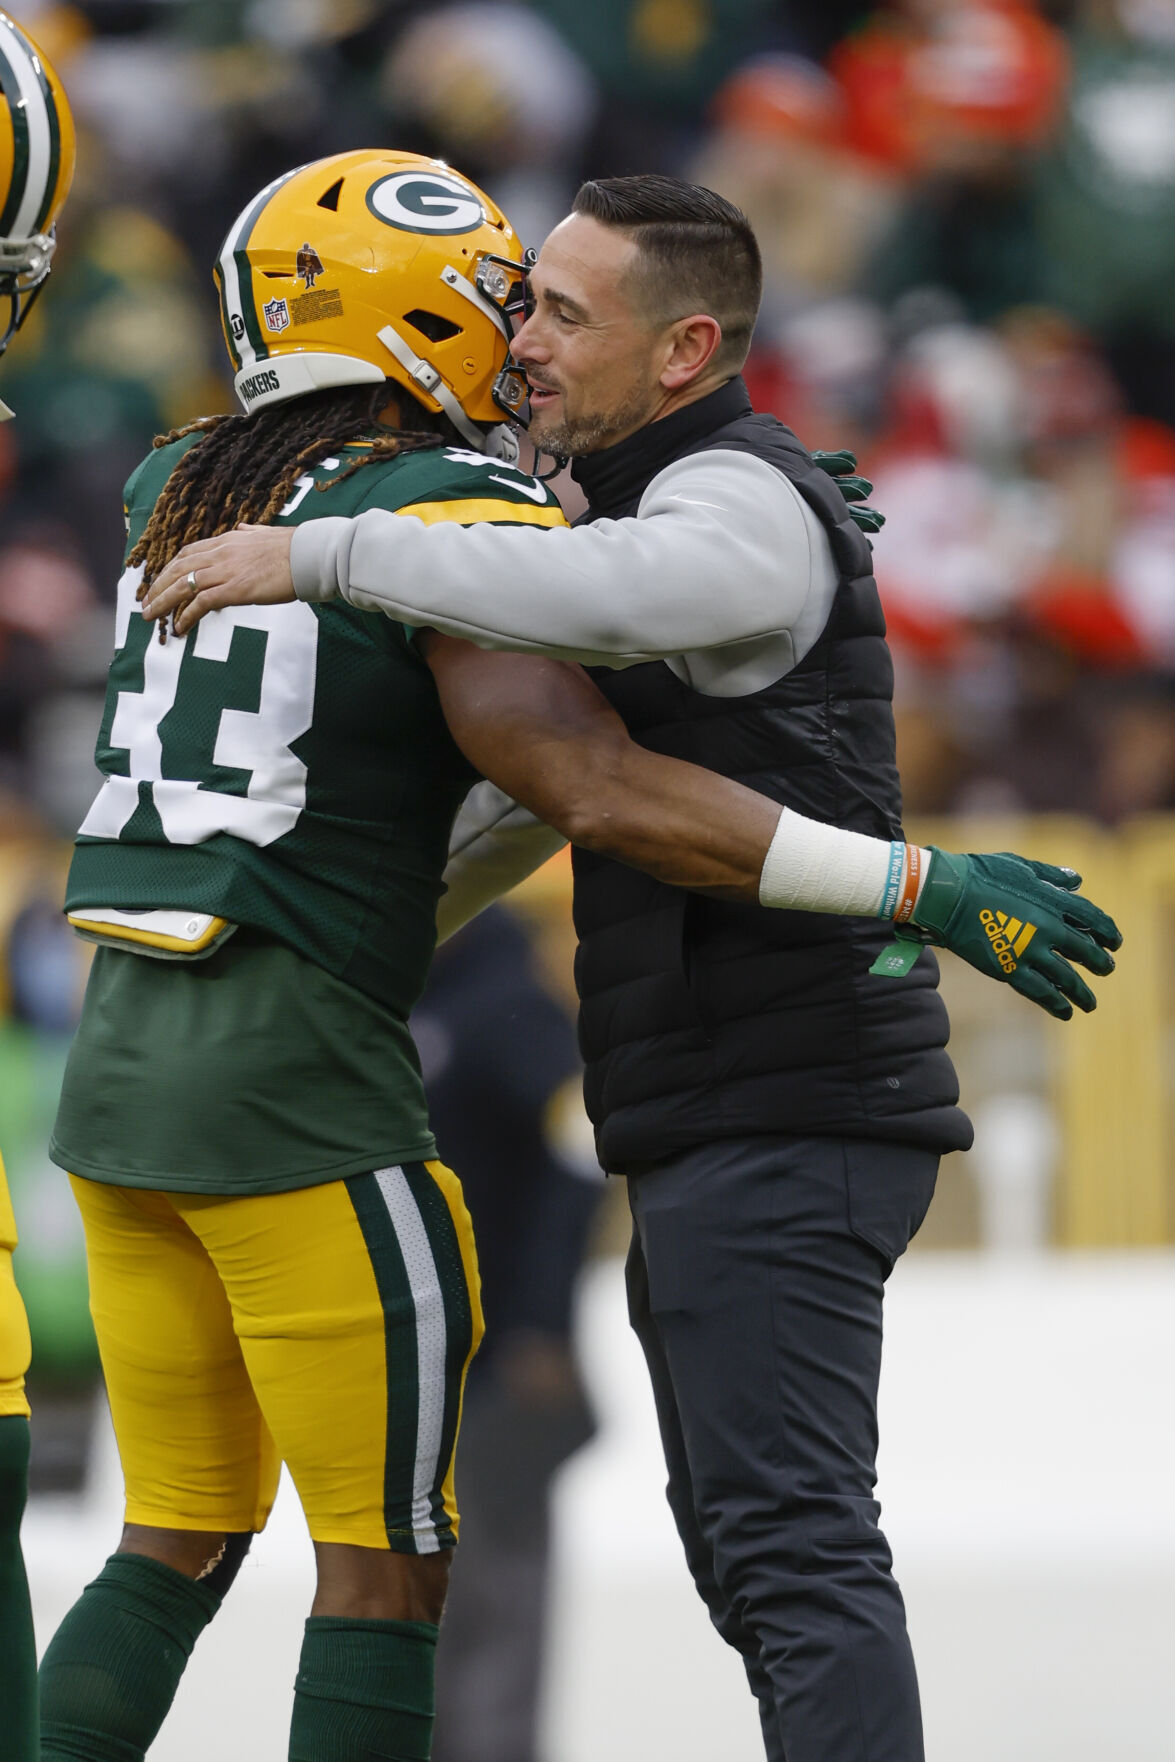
[488,473,551,504]
[667,494,725,510]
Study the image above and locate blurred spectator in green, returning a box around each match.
[528,0,783,173]
[1034,0,1175,423]
[531,0,774,111]
[0,202,226,584]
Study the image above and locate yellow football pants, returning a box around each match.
[0,1156,31,1420]
[70,1163,482,1552]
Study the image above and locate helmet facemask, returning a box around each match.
[0,228,57,353]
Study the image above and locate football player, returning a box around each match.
[39,150,822,1762]
[0,13,75,1761]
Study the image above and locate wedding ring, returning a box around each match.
[186,570,198,591]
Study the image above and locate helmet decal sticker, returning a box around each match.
[263,296,290,332]
[296,242,323,287]
[365,171,486,236]
[290,286,343,325]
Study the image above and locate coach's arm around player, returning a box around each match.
[139,510,1123,1025]
[141,568,1123,1024]
[414,633,1122,1022]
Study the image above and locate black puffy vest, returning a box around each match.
[569,379,973,1172]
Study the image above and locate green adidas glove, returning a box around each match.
[811,448,886,534]
[908,848,1122,1021]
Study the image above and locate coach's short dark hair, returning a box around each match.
[572,174,762,374]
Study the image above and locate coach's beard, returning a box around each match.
[529,381,655,458]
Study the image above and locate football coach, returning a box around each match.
[144,174,1120,1761]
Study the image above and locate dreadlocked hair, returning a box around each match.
[130,382,460,585]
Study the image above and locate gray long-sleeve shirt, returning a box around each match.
[289,447,839,933]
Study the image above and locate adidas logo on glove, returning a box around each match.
[979,909,1036,974]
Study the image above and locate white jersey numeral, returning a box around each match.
[79,564,320,848]
[278,458,340,518]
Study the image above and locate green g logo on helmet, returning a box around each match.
[365,171,487,236]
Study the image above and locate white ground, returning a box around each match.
[25,1251,1175,1762]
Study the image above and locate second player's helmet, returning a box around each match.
[0,10,76,352]
[215,149,532,451]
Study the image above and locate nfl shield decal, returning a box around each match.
[263,297,290,332]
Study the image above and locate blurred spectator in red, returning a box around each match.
[1110,418,1175,665]
[1000,306,1124,575]
[0,538,94,793]
[831,0,1068,176]
[870,321,1049,634]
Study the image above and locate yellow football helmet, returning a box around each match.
[214,149,533,452]
[0,9,75,353]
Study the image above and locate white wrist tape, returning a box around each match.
[758,807,929,919]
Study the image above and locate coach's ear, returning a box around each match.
[658,314,722,392]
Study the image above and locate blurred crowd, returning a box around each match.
[1,7,1166,1744]
[2,0,1175,839]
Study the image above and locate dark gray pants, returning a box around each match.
[626,1134,939,1762]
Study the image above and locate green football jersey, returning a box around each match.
[53,432,565,1193]
[66,433,564,1019]
[52,931,439,1192]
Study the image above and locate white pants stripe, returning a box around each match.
[374,1163,447,1555]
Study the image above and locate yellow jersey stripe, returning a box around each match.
[396,498,565,529]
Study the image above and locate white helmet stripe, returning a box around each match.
[0,20,53,242]
[216,163,307,373]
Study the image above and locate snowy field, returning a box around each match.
[25,1250,1175,1762]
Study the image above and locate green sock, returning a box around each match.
[0,1415,37,1762]
[39,1551,222,1762]
[289,1615,438,1762]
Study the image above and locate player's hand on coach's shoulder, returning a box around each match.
[139,524,296,636]
[811,448,886,535]
[906,848,1122,1021]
